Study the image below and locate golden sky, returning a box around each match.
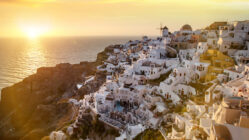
[0,0,249,37]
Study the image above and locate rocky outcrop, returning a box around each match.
[71,107,119,140]
[76,71,106,99]
[0,45,115,140]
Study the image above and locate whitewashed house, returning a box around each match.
[217,21,249,53]
[223,68,244,81]
[173,84,196,96]
[133,59,167,80]
[207,30,218,47]
[196,42,208,55]
[179,49,196,61]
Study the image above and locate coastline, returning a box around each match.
[0,36,142,94]
[0,44,117,140]
[1,20,249,140]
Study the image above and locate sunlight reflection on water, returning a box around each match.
[23,39,46,76]
[0,36,141,96]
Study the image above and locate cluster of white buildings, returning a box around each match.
[93,28,180,138]
[49,20,249,140]
[165,20,249,140]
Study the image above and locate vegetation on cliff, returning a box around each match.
[133,129,164,140]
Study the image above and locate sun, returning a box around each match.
[26,28,39,39]
[26,27,44,39]
[21,25,50,39]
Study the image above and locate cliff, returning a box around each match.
[0,45,115,140]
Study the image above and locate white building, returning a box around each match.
[162,26,169,37]
[217,21,249,52]
[207,30,218,47]
[197,42,208,55]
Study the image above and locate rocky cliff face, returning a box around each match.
[0,45,115,140]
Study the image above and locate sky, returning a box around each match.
[0,0,249,37]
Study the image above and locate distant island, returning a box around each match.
[1,20,249,140]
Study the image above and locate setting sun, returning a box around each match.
[1,0,249,140]
[21,25,50,39]
[26,28,41,39]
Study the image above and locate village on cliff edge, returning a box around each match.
[49,21,249,140]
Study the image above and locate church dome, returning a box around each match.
[180,24,192,31]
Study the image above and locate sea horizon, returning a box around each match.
[0,36,145,93]
[1,0,249,139]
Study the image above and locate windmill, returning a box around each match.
[156,23,163,36]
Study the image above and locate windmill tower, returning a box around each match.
[156,23,163,36]
[157,23,169,37]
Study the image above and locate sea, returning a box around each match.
[0,36,141,94]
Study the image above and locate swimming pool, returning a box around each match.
[115,101,124,112]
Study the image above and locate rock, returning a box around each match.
[0,45,112,140]
[20,129,48,140]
